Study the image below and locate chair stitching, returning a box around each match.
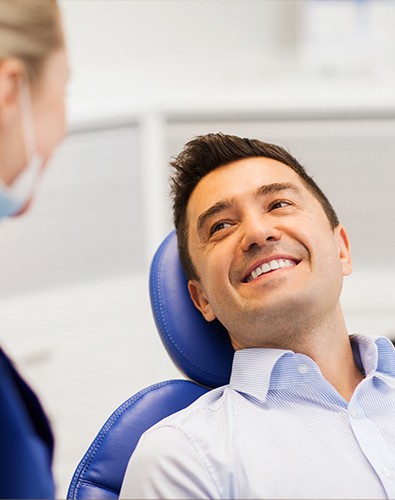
[78,479,119,496]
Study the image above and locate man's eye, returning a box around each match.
[270,200,291,210]
[210,221,231,235]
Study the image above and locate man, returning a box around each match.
[120,133,395,499]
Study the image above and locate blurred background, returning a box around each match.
[0,0,394,495]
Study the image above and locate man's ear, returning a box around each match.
[335,224,352,276]
[188,279,216,322]
[0,58,24,121]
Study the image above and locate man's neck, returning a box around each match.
[298,333,364,402]
[234,305,364,402]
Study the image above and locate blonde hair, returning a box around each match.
[0,0,62,81]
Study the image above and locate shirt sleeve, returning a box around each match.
[119,424,221,499]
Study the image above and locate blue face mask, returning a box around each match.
[0,80,43,220]
[0,185,24,217]
[0,156,42,218]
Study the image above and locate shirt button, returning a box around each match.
[384,466,395,479]
[349,408,359,419]
[298,364,308,374]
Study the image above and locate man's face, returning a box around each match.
[186,157,352,350]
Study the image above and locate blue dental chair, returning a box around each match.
[67,231,234,499]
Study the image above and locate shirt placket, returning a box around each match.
[348,375,395,499]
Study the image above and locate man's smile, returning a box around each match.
[242,256,300,283]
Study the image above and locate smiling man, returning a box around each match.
[120,133,395,499]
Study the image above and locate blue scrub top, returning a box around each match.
[0,348,55,499]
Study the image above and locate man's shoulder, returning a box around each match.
[145,384,229,436]
[120,385,228,499]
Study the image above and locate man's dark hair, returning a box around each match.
[170,133,339,281]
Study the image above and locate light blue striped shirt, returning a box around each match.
[120,335,395,499]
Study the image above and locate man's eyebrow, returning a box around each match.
[197,199,235,235]
[256,182,301,197]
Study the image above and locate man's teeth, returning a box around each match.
[247,259,295,282]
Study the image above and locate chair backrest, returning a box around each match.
[67,231,234,499]
[149,230,234,387]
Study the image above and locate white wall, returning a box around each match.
[58,0,395,125]
[60,0,298,121]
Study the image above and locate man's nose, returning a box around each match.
[240,214,281,253]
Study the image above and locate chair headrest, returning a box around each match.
[150,231,234,388]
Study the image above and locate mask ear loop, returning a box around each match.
[18,77,35,163]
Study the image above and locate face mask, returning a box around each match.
[0,79,44,219]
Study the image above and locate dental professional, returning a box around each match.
[0,0,69,497]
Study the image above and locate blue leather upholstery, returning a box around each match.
[150,230,234,387]
[67,230,234,499]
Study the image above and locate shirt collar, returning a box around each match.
[229,347,323,402]
[229,347,289,401]
[229,335,395,402]
[350,334,395,377]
